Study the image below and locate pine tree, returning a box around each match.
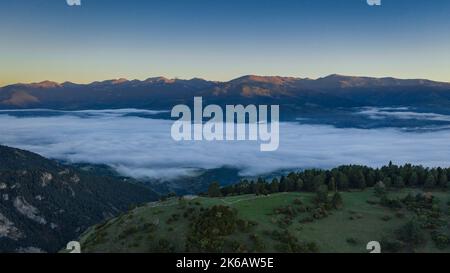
[384,177,392,188]
[286,173,297,192]
[424,174,436,189]
[394,176,405,188]
[366,170,376,187]
[315,185,329,204]
[208,182,222,197]
[337,172,349,190]
[374,181,387,197]
[270,179,280,193]
[256,181,267,195]
[328,177,337,192]
[295,178,304,192]
[312,174,326,191]
[355,171,366,189]
[438,170,448,188]
[408,172,419,187]
[279,176,287,192]
[331,192,343,209]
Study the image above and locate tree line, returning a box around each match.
[208,162,450,197]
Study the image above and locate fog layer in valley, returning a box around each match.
[1,109,450,180]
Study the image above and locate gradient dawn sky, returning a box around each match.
[1,0,450,86]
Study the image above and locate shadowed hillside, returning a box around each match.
[0,145,159,253]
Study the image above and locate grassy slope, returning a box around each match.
[76,189,450,253]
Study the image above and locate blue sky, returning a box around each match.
[1,0,449,85]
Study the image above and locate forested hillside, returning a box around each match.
[76,163,450,253]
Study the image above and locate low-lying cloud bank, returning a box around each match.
[356,107,450,122]
[1,109,450,180]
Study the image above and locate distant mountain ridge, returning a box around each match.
[4,74,449,89]
[1,75,450,113]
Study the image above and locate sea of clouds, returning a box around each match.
[1,108,450,180]
[356,107,450,122]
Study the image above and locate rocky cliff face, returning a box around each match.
[0,145,158,253]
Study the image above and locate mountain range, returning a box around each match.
[1,75,450,114]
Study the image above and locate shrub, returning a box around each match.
[396,219,426,247]
[382,238,405,253]
[299,216,314,224]
[374,181,387,197]
[315,185,329,204]
[186,205,240,252]
[237,219,257,232]
[346,238,358,245]
[331,192,343,209]
[381,196,403,209]
[272,230,318,253]
[153,238,175,253]
[431,231,450,249]
[312,207,329,219]
[250,234,266,252]
[395,212,406,219]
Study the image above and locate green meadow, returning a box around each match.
[76,188,450,253]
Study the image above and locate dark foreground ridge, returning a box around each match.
[0,145,159,253]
